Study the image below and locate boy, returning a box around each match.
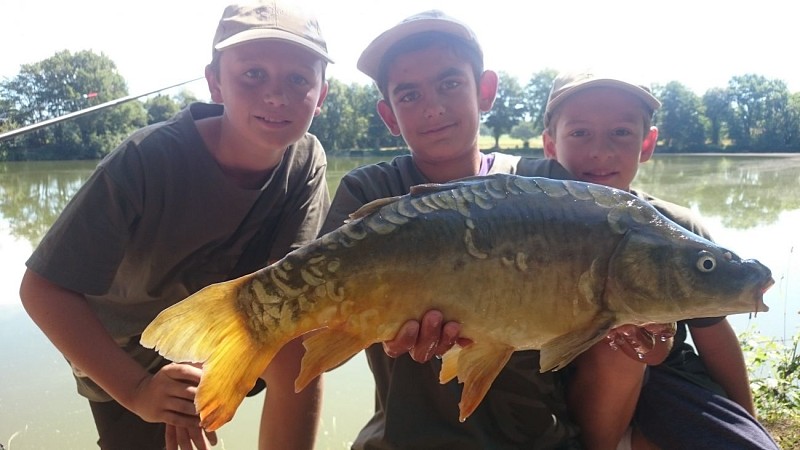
[324,11,659,449]
[542,70,779,449]
[18,1,331,449]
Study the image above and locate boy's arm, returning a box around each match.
[258,337,322,450]
[689,318,755,415]
[19,270,211,442]
[567,340,647,449]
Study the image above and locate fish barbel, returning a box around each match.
[141,174,773,430]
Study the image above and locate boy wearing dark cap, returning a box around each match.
[542,70,779,449]
[19,1,331,449]
[321,10,588,449]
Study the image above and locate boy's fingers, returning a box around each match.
[383,320,419,358]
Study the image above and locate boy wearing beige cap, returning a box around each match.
[542,71,779,449]
[19,1,330,449]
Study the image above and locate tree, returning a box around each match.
[654,81,706,151]
[143,90,198,124]
[725,74,792,149]
[0,50,146,160]
[702,87,730,147]
[483,71,525,148]
[522,68,558,134]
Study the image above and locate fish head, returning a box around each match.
[606,225,773,324]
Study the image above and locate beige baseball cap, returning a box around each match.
[544,71,661,127]
[357,9,481,81]
[212,0,333,63]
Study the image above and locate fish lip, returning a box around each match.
[754,277,775,313]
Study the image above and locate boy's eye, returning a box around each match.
[244,69,266,80]
[568,129,590,137]
[289,73,310,87]
[612,128,633,136]
[398,91,420,103]
[441,79,461,90]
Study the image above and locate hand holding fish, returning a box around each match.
[131,363,216,448]
[383,310,470,361]
[606,323,676,364]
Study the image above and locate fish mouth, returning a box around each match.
[754,277,775,314]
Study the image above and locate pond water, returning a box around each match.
[1,153,798,449]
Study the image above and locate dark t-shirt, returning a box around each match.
[323,154,583,450]
[27,102,330,400]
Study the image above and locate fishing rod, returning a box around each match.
[0,77,204,142]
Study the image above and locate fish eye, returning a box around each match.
[696,251,717,272]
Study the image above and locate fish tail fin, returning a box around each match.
[141,274,275,431]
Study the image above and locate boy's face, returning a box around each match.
[543,87,658,191]
[376,43,495,166]
[207,40,328,152]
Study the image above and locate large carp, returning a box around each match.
[142,174,773,431]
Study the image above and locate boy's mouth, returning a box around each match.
[255,115,290,125]
[421,121,456,135]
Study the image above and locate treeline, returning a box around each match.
[2,50,799,161]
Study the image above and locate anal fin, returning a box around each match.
[448,341,515,422]
[296,327,368,391]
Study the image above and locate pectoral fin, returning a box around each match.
[297,328,368,391]
[444,341,515,422]
[539,313,615,372]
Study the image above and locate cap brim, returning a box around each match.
[547,78,661,118]
[357,18,478,80]
[215,28,334,63]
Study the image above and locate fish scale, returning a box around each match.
[142,174,773,431]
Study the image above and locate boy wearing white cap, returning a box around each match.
[542,70,779,449]
[19,1,331,449]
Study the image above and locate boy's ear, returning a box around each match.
[377,99,402,136]
[314,81,329,117]
[542,130,557,159]
[205,65,223,103]
[478,70,499,113]
[640,126,659,163]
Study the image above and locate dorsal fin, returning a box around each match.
[347,196,402,222]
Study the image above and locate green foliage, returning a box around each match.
[310,80,401,153]
[142,90,198,124]
[521,68,557,134]
[0,49,146,160]
[653,81,706,151]
[483,71,526,149]
[740,328,800,445]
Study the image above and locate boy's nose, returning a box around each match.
[262,84,289,105]
[423,103,445,119]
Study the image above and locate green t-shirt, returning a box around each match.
[27,102,330,401]
[323,153,583,450]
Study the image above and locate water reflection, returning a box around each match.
[2,156,799,249]
[0,160,96,246]
[635,155,800,229]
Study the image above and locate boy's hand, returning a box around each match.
[606,323,676,364]
[130,363,217,449]
[166,424,218,450]
[383,310,471,362]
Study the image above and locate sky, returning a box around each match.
[1,0,797,103]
